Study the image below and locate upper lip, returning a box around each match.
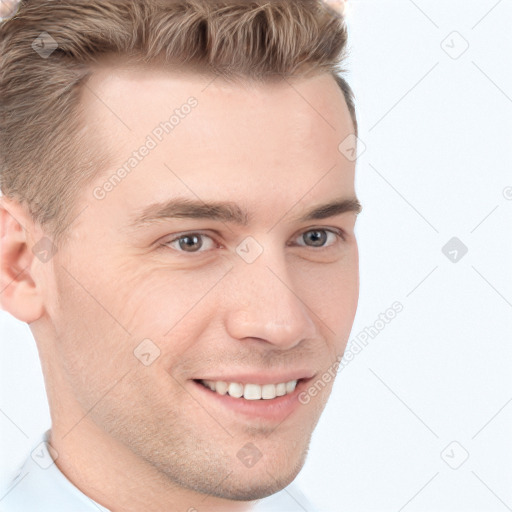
[194,370,316,385]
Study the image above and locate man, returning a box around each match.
[0,0,361,510]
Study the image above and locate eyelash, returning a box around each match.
[159,228,346,254]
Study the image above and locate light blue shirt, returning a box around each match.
[0,429,319,511]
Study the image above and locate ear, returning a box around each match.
[0,196,45,323]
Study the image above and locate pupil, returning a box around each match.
[179,235,201,251]
[306,230,326,246]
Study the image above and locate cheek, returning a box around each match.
[293,250,359,331]
[117,262,230,334]
[90,260,233,380]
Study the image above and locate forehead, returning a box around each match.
[81,59,354,151]
[78,62,356,225]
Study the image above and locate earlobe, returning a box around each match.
[0,198,45,323]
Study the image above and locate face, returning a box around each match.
[31,63,359,502]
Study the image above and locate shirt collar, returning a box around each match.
[1,428,111,511]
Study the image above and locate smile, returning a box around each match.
[198,379,298,400]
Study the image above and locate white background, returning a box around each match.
[1,1,512,511]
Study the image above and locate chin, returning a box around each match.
[208,443,308,502]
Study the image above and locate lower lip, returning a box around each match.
[191,379,311,422]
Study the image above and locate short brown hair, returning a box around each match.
[0,0,357,246]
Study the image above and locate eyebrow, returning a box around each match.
[128,196,362,229]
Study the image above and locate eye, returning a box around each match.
[293,228,345,249]
[161,232,217,253]
[159,228,345,254]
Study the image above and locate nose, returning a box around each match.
[223,245,317,350]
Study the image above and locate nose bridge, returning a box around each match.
[223,244,317,348]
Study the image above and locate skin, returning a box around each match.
[0,61,360,512]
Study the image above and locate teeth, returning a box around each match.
[228,382,244,398]
[215,381,228,395]
[261,384,276,399]
[275,383,287,396]
[244,384,262,400]
[200,379,298,400]
[286,380,297,393]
